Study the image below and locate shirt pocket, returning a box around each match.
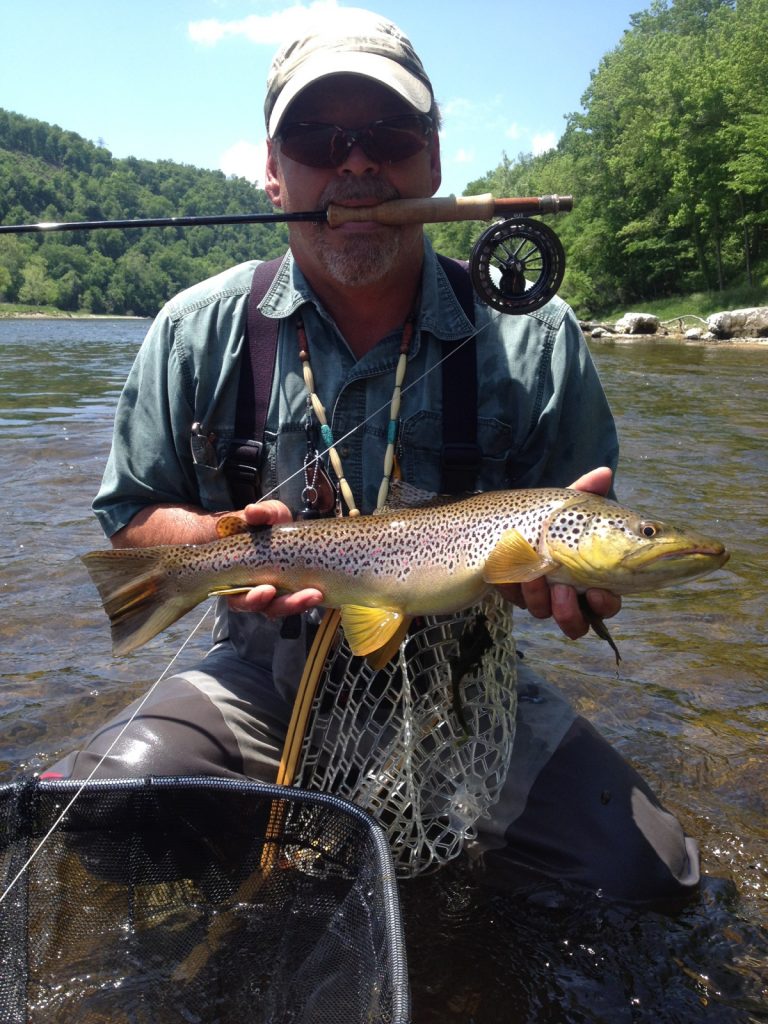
[262,425,311,513]
[399,411,521,493]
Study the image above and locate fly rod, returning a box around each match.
[0,193,572,235]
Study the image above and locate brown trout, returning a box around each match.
[81,486,729,658]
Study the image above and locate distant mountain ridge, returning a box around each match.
[0,108,287,316]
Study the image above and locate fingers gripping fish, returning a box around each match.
[81,485,729,660]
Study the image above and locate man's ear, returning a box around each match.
[265,139,282,207]
[429,131,442,195]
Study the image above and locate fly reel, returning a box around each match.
[470,217,566,314]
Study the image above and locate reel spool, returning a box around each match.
[470,217,566,314]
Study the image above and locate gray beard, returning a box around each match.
[313,180,402,287]
[315,230,402,286]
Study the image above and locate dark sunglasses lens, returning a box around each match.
[280,125,339,168]
[280,116,431,168]
[365,118,431,162]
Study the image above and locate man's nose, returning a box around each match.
[335,142,380,174]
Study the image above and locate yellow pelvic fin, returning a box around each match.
[340,605,408,658]
[215,514,250,539]
[482,529,557,585]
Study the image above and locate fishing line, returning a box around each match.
[0,605,213,907]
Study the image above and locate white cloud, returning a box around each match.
[441,97,473,119]
[451,147,475,165]
[505,122,522,140]
[189,1,352,47]
[219,140,267,185]
[532,131,557,155]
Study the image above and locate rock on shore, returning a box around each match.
[581,306,768,341]
[706,307,768,339]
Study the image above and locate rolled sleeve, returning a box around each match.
[92,260,257,538]
[512,306,619,491]
[93,309,199,537]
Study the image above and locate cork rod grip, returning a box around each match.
[326,194,573,227]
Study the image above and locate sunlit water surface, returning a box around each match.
[1,319,766,1021]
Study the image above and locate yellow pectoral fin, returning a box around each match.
[340,605,408,658]
[482,529,558,584]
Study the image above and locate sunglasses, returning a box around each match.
[276,114,434,169]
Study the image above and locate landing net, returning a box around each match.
[0,777,409,1024]
[295,592,518,876]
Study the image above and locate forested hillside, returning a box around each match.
[1,0,766,318]
[429,0,768,316]
[0,112,287,316]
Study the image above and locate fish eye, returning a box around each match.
[639,522,659,538]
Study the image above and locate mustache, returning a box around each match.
[319,178,400,209]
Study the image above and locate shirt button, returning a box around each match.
[340,445,350,457]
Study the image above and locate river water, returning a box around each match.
[1,318,766,1021]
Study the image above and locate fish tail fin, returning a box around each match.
[81,548,206,656]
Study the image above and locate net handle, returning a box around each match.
[260,609,343,872]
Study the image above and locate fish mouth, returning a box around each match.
[622,543,729,572]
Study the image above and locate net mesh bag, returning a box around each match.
[295,592,518,876]
[0,776,409,1024]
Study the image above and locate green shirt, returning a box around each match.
[94,239,618,536]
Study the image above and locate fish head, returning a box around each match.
[543,492,730,594]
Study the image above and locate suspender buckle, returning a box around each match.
[223,438,264,507]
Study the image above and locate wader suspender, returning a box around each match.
[435,257,480,494]
[226,257,285,507]
[232,253,480,502]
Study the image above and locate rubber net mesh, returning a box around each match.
[0,777,409,1024]
[295,592,518,876]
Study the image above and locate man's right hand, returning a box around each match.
[226,501,325,619]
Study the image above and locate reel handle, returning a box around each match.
[326,193,572,227]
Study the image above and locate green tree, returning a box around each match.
[18,255,57,305]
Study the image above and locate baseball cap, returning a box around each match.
[265,8,434,137]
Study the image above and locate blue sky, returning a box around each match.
[1,0,645,197]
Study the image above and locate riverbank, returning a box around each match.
[588,331,768,348]
[0,308,147,320]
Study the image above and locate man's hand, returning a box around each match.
[495,467,622,638]
[226,501,324,619]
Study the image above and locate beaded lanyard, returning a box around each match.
[296,312,416,516]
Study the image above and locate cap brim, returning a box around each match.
[268,52,432,136]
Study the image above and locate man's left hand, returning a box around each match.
[495,467,622,638]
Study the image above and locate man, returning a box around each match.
[50,10,698,903]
